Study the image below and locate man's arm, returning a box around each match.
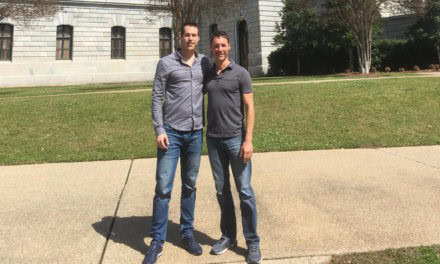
[152,60,169,149]
[240,92,255,163]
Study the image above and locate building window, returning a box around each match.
[0,24,13,61]
[159,27,172,58]
[209,23,218,41]
[111,26,126,59]
[56,25,73,60]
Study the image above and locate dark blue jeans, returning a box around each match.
[207,134,260,245]
[150,124,203,245]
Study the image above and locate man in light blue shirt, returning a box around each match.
[143,22,210,264]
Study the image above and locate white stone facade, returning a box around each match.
[198,0,282,76]
[0,0,417,87]
[0,0,172,87]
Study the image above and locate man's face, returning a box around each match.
[181,25,200,52]
[211,36,231,62]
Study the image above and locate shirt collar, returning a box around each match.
[211,60,235,74]
[175,49,199,61]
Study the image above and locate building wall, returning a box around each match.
[0,0,172,87]
[199,0,282,76]
[382,14,418,39]
[0,0,418,87]
[199,0,263,76]
[258,0,283,74]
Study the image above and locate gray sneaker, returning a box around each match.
[210,237,237,255]
[247,244,262,264]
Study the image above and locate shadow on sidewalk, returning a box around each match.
[92,216,246,256]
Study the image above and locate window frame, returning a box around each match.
[111,26,126,59]
[0,23,14,61]
[159,27,172,58]
[56,25,73,60]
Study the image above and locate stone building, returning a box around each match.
[0,0,173,87]
[0,0,281,87]
[0,0,416,87]
[0,0,284,87]
[198,0,283,76]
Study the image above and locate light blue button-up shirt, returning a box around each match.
[151,50,211,136]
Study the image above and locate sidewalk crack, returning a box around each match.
[99,159,134,264]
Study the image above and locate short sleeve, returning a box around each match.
[239,68,252,94]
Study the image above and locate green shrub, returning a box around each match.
[267,45,351,76]
[372,38,437,71]
[267,46,297,76]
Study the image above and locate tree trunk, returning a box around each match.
[296,55,301,75]
[348,48,354,72]
[437,44,440,65]
[355,29,372,74]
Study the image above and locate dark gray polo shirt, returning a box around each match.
[152,50,210,136]
[205,61,253,138]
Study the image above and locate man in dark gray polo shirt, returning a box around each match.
[143,22,210,264]
[205,31,262,264]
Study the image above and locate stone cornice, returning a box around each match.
[57,0,167,10]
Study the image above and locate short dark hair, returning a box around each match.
[181,21,199,36]
[210,30,230,44]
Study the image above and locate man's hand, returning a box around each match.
[156,133,169,150]
[240,140,253,164]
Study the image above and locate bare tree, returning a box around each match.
[146,0,232,49]
[326,0,389,74]
[0,0,59,22]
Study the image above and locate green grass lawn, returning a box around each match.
[1,76,439,165]
[0,82,151,98]
[253,78,440,151]
[330,245,440,264]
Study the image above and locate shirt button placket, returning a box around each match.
[190,66,195,130]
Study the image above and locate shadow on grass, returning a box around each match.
[92,216,247,257]
[0,91,17,97]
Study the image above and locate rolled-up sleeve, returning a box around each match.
[152,60,167,136]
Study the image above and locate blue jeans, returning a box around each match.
[207,134,260,245]
[150,124,203,245]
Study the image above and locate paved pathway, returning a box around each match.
[1,146,439,263]
[2,72,440,100]
[252,72,440,86]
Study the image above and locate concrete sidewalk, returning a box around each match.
[1,146,439,264]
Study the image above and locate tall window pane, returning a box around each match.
[159,27,172,58]
[111,26,125,59]
[209,24,218,41]
[0,24,13,61]
[56,25,73,60]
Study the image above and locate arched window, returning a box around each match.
[0,24,13,61]
[238,20,249,69]
[209,23,218,42]
[159,27,172,58]
[56,25,73,60]
[111,26,126,59]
